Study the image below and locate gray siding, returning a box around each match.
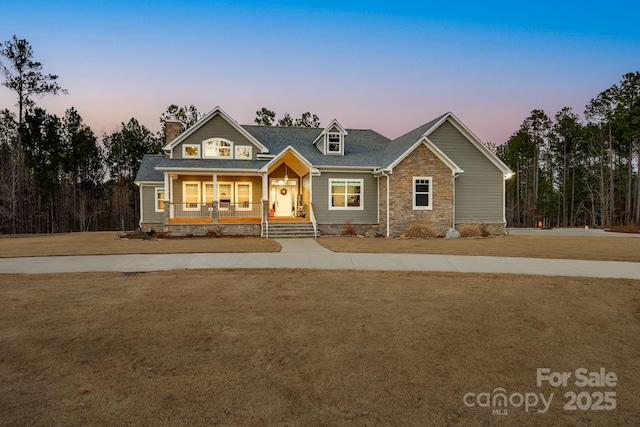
[312,172,378,224]
[172,115,260,159]
[429,121,504,223]
[141,185,164,223]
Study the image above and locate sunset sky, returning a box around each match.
[1,0,638,143]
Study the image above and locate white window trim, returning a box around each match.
[235,182,253,211]
[413,177,433,210]
[182,144,201,159]
[328,178,364,210]
[202,138,234,159]
[155,187,166,212]
[182,181,201,211]
[235,146,252,159]
[326,133,343,155]
[217,181,233,211]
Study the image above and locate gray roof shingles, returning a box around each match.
[135,118,445,182]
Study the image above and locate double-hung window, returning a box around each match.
[235,183,252,210]
[329,179,363,210]
[413,177,432,210]
[183,182,201,210]
[155,187,165,212]
[327,133,342,154]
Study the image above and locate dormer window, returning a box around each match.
[327,133,342,154]
[203,138,233,158]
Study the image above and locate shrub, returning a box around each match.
[457,223,482,237]
[206,227,223,238]
[341,220,357,236]
[404,223,438,238]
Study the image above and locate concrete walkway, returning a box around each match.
[0,238,639,279]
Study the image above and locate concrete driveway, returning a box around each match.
[0,238,639,279]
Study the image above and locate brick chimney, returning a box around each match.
[165,120,182,144]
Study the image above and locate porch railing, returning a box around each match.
[169,202,261,220]
[218,202,261,219]
[171,203,212,219]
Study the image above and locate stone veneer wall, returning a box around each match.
[378,174,388,236]
[158,223,261,237]
[388,143,454,237]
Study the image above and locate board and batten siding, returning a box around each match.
[172,115,260,159]
[312,172,378,224]
[141,185,164,223]
[429,120,504,223]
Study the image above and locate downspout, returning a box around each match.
[138,183,143,229]
[453,173,459,230]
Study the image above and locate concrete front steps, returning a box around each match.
[265,221,317,238]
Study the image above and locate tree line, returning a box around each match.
[493,72,640,228]
[0,36,323,234]
[2,35,637,233]
[0,36,205,233]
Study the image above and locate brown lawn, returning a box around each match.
[2,233,640,263]
[1,270,638,426]
[316,235,640,262]
[0,232,280,258]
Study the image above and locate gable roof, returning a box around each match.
[379,112,512,177]
[162,106,269,154]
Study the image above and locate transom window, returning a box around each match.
[413,177,432,210]
[329,179,363,210]
[182,144,200,158]
[327,133,342,154]
[202,138,233,158]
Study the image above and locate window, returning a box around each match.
[235,182,252,210]
[202,138,233,158]
[327,133,342,154]
[218,182,232,210]
[155,187,165,212]
[183,182,201,210]
[203,183,214,210]
[182,144,200,158]
[413,177,432,210]
[235,146,252,159]
[329,179,363,210]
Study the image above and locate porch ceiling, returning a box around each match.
[267,151,309,177]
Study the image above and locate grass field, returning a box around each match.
[1,270,638,426]
[1,232,640,262]
[1,232,638,423]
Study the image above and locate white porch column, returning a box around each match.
[164,172,170,203]
[212,173,218,201]
[262,172,268,201]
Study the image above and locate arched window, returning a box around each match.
[202,138,233,158]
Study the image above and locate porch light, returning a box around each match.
[284,164,288,181]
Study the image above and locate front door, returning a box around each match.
[271,179,297,217]
[275,187,292,216]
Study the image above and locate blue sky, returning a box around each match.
[1,0,638,143]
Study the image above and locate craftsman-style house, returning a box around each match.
[134,107,512,237]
